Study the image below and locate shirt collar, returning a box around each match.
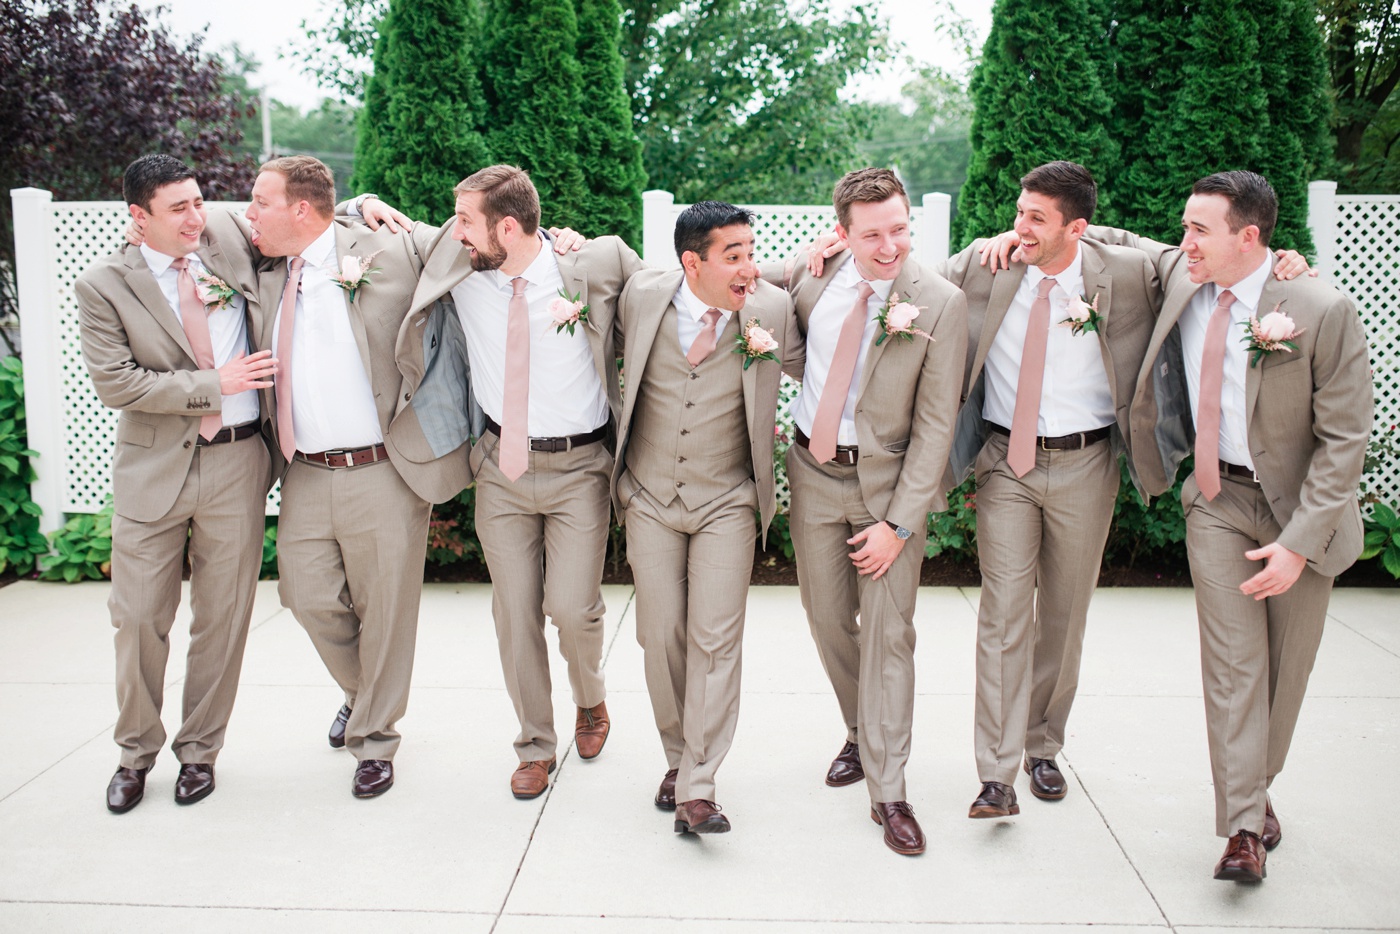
[1213,254,1273,317]
[140,244,197,277]
[836,254,894,302]
[674,279,733,324]
[1025,244,1083,298]
[487,230,553,293]
[299,224,338,268]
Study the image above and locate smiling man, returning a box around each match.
[612,201,802,833]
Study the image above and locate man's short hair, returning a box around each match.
[123,154,196,211]
[454,165,540,235]
[1020,161,1097,224]
[832,168,910,231]
[673,200,755,261]
[1192,170,1278,247]
[259,155,336,218]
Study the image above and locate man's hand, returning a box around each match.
[1272,248,1318,280]
[805,230,847,276]
[977,230,1021,272]
[546,227,587,253]
[359,197,411,233]
[847,521,906,580]
[217,349,277,395]
[125,218,146,247]
[1240,541,1307,600]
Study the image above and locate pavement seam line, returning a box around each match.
[1333,615,1400,661]
[0,723,112,805]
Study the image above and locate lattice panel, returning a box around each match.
[1331,195,1400,508]
[672,204,924,267]
[48,202,279,514]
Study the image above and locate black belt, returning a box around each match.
[484,417,606,453]
[988,423,1111,451]
[794,428,859,466]
[297,444,389,469]
[196,422,260,446]
[1221,462,1261,485]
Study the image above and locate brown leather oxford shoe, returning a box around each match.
[675,799,730,834]
[1024,755,1067,800]
[1262,797,1282,851]
[871,801,925,855]
[968,781,1020,818]
[511,757,556,799]
[655,768,679,811]
[328,704,352,749]
[825,741,863,787]
[106,765,149,814]
[1214,829,1267,882]
[174,763,215,805]
[352,759,394,798]
[575,701,610,760]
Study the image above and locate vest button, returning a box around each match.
[678,456,686,463]
[689,372,698,379]
[685,402,694,408]
[676,481,685,488]
[183,440,192,449]
[680,429,689,435]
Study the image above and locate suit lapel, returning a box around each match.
[856,261,922,399]
[1246,282,1287,423]
[413,238,475,313]
[124,251,195,361]
[1080,247,1116,386]
[971,263,1025,383]
[334,225,376,382]
[556,252,610,388]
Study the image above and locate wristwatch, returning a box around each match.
[353,193,380,215]
[885,520,912,541]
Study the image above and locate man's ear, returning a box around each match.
[128,203,148,226]
[1066,217,1089,241]
[680,249,702,277]
[1239,224,1262,252]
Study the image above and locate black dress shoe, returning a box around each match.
[1024,755,1067,800]
[328,704,352,749]
[352,759,394,798]
[674,799,730,834]
[655,768,679,811]
[1262,797,1282,850]
[871,802,925,855]
[1214,829,1267,882]
[174,763,215,805]
[968,781,1020,818]
[825,741,863,787]
[106,765,149,814]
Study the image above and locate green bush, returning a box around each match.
[0,356,48,576]
[38,498,112,582]
[1103,457,1189,569]
[926,477,978,563]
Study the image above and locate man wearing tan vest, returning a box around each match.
[612,201,803,833]
[77,154,277,812]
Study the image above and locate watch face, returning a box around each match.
[896,526,911,540]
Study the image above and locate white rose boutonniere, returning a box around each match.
[329,251,383,303]
[1241,304,1304,368]
[1059,292,1103,336]
[548,287,590,336]
[874,292,934,346]
[732,317,780,369]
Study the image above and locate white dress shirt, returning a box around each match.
[981,246,1116,436]
[792,255,892,445]
[139,244,258,428]
[450,233,608,437]
[672,280,734,357]
[270,225,383,453]
[1181,254,1273,471]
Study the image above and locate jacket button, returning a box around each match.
[676,481,685,488]
[680,429,689,435]
[678,456,687,463]
[183,440,192,449]
[685,402,694,408]
[689,373,698,380]
[404,393,411,401]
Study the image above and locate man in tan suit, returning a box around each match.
[777,168,968,855]
[613,201,802,833]
[77,154,277,812]
[1108,171,1371,882]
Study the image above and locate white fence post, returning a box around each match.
[642,189,676,267]
[919,192,951,268]
[10,187,64,534]
[1308,180,1338,284]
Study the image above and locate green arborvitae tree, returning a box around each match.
[352,0,490,221]
[481,0,588,230]
[954,0,1119,246]
[573,0,645,245]
[350,28,392,200]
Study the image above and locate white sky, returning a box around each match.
[141,0,993,111]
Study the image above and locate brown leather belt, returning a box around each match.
[297,444,389,469]
[988,422,1111,451]
[1222,462,1261,485]
[196,422,260,446]
[794,428,859,466]
[484,417,606,453]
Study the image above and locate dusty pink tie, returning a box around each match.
[274,257,305,462]
[1008,277,1057,478]
[171,257,222,441]
[808,281,874,464]
[687,308,723,367]
[1194,289,1237,501]
[499,276,531,482]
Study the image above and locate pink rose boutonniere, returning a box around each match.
[1241,304,1304,368]
[1059,292,1103,336]
[329,251,382,303]
[194,273,237,313]
[733,317,780,369]
[874,292,934,346]
[548,287,590,336]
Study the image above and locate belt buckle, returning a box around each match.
[324,449,348,468]
[1040,435,1051,451]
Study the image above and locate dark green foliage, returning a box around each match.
[0,356,47,576]
[574,0,645,244]
[38,499,112,582]
[1101,459,1188,569]
[1321,0,1400,192]
[427,487,484,568]
[926,477,979,563]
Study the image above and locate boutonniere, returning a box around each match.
[732,317,780,369]
[329,251,382,302]
[874,292,934,346]
[1241,305,1304,368]
[194,273,238,313]
[1059,292,1102,336]
[548,288,590,336]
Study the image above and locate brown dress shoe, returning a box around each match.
[1262,797,1282,851]
[106,765,149,814]
[968,781,1020,818]
[674,799,730,834]
[352,759,394,798]
[1024,755,1067,800]
[655,768,679,811]
[511,758,556,799]
[1214,829,1267,882]
[871,802,925,855]
[174,763,215,805]
[328,704,352,749]
[575,701,610,760]
[825,741,863,787]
